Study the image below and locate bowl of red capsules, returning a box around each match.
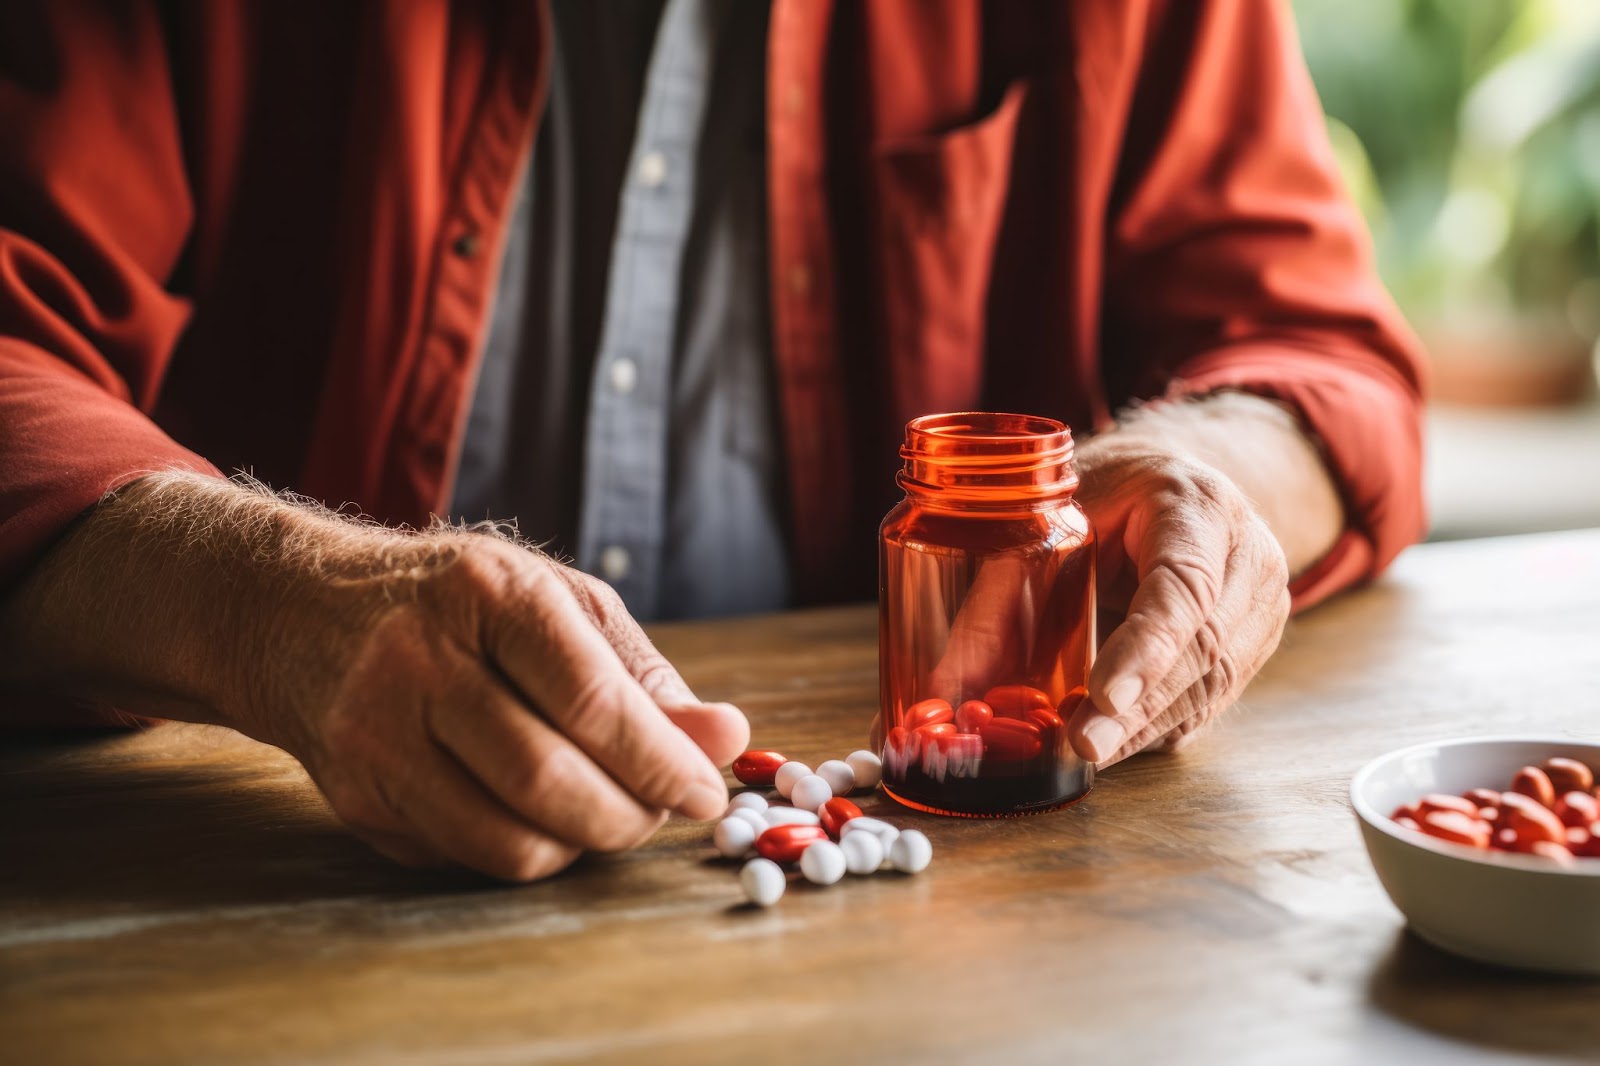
[1351,736,1600,975]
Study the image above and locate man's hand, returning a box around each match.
[0,473,749,881]
[1064,393,1343,766]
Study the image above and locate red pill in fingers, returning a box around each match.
[732,751,787,788]
[954,700,994,734]
[1418,793,1479,818]
[979,717,1043,761]
[983,685,1054,720]
[1418,811,1492,848]
[1542,757,1595,795]
[1500,792,1566,843]
[1509,766,1557,808]
[754,824,828,863]
[818,797,863,839]
[1556,790,1600,828]
[904,698,955,731]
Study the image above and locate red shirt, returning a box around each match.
[0,0,1424,617]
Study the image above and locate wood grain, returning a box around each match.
[3,530,1600,1065]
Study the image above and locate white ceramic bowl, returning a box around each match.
[1351,735,1600,975]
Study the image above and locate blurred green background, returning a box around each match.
[1294,0,1600,386]
[1294,0,1600,541]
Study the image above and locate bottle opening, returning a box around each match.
[898,411,1078,507]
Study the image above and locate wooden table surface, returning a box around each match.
[4,529,1600,1065]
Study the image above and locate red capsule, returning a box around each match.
[883,726,916,779]
[922,732,984,783]
[1556,790,1600,828]
[1543,757,1595,795]
[754,824,828,863]
[1418,793,1479,818]
[1026,705,1064,739]
[818,797,863,839]
[1574,824,1600,858]
[979,717,1043,761]
[904,698,955,731]
[983,685,1054,720]
[731,750,787,788]
[1393,816,1421,833]
[1058,685,1089,720]
[1530,840,1576,866]
[1390,804,1421,823]
[1509,766,1557,809]
[912,722,956,760]
[1462,788,1502,809]
[954,700,994,734]
[1418,811,1491,848]
[1500,792,1565,844]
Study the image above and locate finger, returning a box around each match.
[1097,582,1287,766]
[660,702,750,768]
[1068,533,1252,762]
[352,828,446,869]
[485,561,729,820]
[378,747,579,882]
[1082,499,1233,737]
[553,566,751,766]
[429,675,668,852]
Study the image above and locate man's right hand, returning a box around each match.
[0,472,749,881]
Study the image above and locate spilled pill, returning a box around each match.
[741,858,786,906]
[774,761,813,799]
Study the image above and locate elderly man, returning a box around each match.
[0,0,1423,879]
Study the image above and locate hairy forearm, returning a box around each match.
[0,473,401,734]
[1089,391,1346,578]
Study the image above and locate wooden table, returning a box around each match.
[4,530,1600,1065]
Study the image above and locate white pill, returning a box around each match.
[816,759,856,796]
[888,829,933,874]
[845,749,883,790]
[799,840,847,885]
[713,816,758,858]
[730,808,769,834]
[840,816,899,850]
[740,857,787,906]
[790,774,833,812]
[773,761,813,798]
[728,792,769,813]
[763,806,821,827]
[838,828,883,875]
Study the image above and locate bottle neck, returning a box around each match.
[897,412,1079,513]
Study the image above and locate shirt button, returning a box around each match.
[636,150,669,189]
[599,545,631,582]
[452,230,480,258]
[609,357,638,395]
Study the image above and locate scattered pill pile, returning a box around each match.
[1390,756,1600,865]
[717,747,931,906]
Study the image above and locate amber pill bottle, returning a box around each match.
[878,412,1096,817]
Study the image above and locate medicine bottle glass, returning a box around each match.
[878,412,1096,817]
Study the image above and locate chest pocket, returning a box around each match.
[870,78,1032,426]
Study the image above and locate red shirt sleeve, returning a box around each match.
[1102,0,1429,612]
[0,4,221,597]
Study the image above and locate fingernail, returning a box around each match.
[1105,676,1143,716]
[683,780,727,820]
[1082,715,1127,763]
